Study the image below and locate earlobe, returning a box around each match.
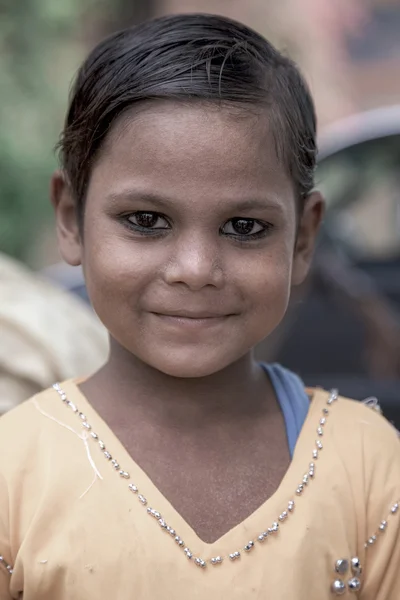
[291,191,325,286]
[50,170,82,267]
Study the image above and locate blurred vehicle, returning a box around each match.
[267,105,400,426]
[42,106,400,425]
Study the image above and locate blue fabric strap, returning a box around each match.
[261,363,309,457]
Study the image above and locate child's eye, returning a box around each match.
[221,218,270,238]
[126,211,170,230]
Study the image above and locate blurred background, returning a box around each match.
[1,0,399,422]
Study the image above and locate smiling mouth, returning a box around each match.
[151,312,234,327]
[154,312,231,319]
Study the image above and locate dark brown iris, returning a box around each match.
[135,212,158,228]
[231,218,254,235]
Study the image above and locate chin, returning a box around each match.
[143,348,239,379]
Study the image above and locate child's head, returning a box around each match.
[52,13,323,378]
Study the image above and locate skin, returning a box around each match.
[51,101,323,542]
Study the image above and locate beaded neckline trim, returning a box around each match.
[49,384,339,569]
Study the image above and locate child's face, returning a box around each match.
[53,102,322,377]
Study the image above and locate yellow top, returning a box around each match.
[0,381,399,599]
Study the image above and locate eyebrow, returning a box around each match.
[106,190,284,213]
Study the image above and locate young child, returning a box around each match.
[0,13,399,600]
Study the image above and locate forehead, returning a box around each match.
[90,101,294,206]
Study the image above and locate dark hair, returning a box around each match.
[57,13,317,217]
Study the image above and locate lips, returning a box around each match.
[149,311,234,330]
[152,311,231,319]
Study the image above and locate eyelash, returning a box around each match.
[122,211,274,242]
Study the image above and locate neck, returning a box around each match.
[83,337,276,428]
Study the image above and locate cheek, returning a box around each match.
[243,249,293,330]
[81,228,155,316]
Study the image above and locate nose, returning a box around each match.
[163,232,224,291]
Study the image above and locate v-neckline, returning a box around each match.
[62,380,327,554]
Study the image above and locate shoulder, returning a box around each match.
[0,382,83,479]
[309,388,399,508]
[312,388,399,528]
[311,387,399,452]
[329,391,399,456]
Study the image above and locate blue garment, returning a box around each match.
[261,363,309,457]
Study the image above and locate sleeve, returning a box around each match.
[0,471,13,600]
[361,413,400,600]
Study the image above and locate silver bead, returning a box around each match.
[270,522,279,533]
[351,557,362,576]
[79,412,87,421]
[169,529,176,536]
[317,427,323,436]
[82,422,91,430]
[68,401,78,413]
[61,394,67,402]
[159,519,167,529]
[6,565,13,575]
[316,440,323,450]
[154,511,161,519]
[323,408,329,415]
[184,548,193,559]
[312,449,318,459]
[138,495,147,505]
[257,534,266,542]
[111,459,119,469]
[302,474,309,485]
[368,536,377,545]
[331,580,346,595]
[309,469,315,478]
[348,577,362,592]
[211,556,222,565]
[90,432,99,440]
[391,503,399,514]
[335,559,349,575]
[119,470,130,479]
[320,417,326,426]
[328,389,338,404]
[195,558,206,568]
[98,440,106,450]
[279,511,288,522]
[129,484,138,493]
[244,541,255,551]
[379,520,388,532]
[103,451,112,460]
[296,485,304,495]
[288,500,295,512]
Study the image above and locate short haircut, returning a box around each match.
[57,13,317,217]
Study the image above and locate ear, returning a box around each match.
[291,191,325,286]
[50,170,82,266]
